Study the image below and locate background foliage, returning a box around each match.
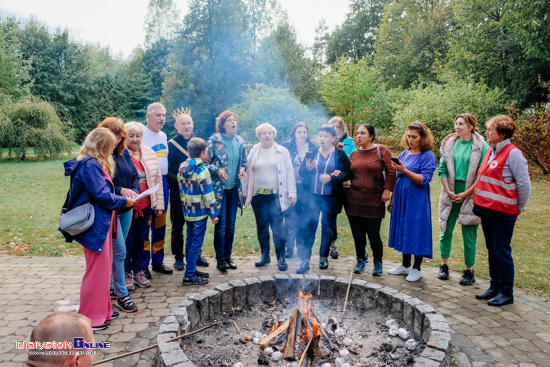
[0,0,548,170]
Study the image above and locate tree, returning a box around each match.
[373,0,452,88]
[326,0,390,64]
[255,21,321,104]
[320,58,379,135]
[312,19,329,66]
[447,0,550,107]
[391,73,507,145]
[143,0,181,47]
[0,97,71,160]
[230,83,326,142]
[0,19,29,98]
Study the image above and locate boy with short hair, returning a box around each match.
[178,138,219,285]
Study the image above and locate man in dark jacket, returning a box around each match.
[167,111,209,270]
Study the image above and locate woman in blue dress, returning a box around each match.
[387,122,438,282]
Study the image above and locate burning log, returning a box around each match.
[310,310,340,353]
[259,320,289,349]
[283,309,302,360]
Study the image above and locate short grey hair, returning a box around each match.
[125,121,146,134]
[147,102,165,114]
[255,122,277,140]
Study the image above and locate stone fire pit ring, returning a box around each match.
[157,274,451,367]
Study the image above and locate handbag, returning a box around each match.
[59,203,95,236]
[59,171,95,236]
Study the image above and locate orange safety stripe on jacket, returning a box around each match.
[473,143,519,214]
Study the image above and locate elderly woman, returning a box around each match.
[387,122,438,282]
[437,113,489,286]
[326,116,356,259]
[124,121,165,290]
[281,122,316,258]
[243,123,297,271]
[473,115,531,306]
[60,127,136,331]
[98,117,139,313]
[206,110,248,272]
[298,125,351,274]
[347,124,396,275]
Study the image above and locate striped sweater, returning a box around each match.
[177,158,219,222]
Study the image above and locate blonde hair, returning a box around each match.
[327,116,346,139]
[255,122,277,139]
[78,127,116,177]
[98,117,127,154]
[125,121,146,134]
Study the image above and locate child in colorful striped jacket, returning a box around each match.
[178,138,219,286]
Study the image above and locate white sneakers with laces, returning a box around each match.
[406,269,423,282]
[387,264,411,275]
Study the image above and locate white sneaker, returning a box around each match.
[406,268,423,282]
[387,264,411,275]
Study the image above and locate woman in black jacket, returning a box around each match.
[280,122,316,258]
[297,125,351,274]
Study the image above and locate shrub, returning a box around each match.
[509,104,550,175]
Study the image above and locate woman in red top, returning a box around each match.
[346,124,396,275]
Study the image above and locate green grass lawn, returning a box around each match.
[1,158,549,299]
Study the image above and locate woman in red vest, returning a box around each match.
[473,115,531,306]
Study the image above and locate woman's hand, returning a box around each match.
[342,180,351,189]
[336,142,344,149]
[218,168,228,180]
[120,188,138,199]
[212,216,219,224]
[125,198,138,207]
[381,189,391,202]
[289,197,297,206]
[155,210,163,216]
[238,167,247,180]
[305,158,316,171]
[446,190,456,199]
[453,192,469,203]
[387,202,392,213]
[331,169,341,176]
[392,160,406,173]
[320,174,331,184]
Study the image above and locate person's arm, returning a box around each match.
[199,169,219,221]
[80,162,127,210]
[204,137,222,177]
[331,150,352,183]
[283,148,297,205]
[508,149,531,213]
[393,151,437,185]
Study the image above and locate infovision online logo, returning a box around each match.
[16,338,110,350]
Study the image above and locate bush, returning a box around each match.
[230,84,328,143]
[509,104,550,175]
[0,96,72,159]
[391,74,507,146]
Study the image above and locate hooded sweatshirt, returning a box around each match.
[177,158,219,222]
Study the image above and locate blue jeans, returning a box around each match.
[251,194,286,258]
[184,218,208,277]
[112,209,132,297]
[481,211,517,296]
[298,194,337,261]
[214,186,239,260]
[125,206,152,274]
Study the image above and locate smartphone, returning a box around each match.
[391,157,401,165]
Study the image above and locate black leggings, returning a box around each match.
[347,215,383,263]
[403,254,423,270]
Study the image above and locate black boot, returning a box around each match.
[216,259,230,272]
[255,253,271,267]
[277,257,288,271]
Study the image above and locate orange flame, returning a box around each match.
[298,292,313,315]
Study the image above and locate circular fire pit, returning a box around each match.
[157,274,451,367]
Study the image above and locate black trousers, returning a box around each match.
[169,182,185,261]
[251,194,286,258]
[347,215,383,262]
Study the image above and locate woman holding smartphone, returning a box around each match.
[387,122,437,282]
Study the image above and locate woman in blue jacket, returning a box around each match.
[60,127,137,331]
[297,125,351,274]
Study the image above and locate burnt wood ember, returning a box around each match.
[283,308,302,360]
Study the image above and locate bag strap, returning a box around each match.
[62,175,73,214]
[376,144,387,180]
[169,139,189,158]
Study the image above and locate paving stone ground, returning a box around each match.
[1,254,549,367]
